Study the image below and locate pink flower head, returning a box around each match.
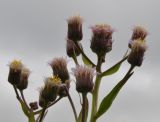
[49,57,69,83]
[90,24,114,56]
[128,40,147,66]
[72,65,96,94]
[67,15,83,41]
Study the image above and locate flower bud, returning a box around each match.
[72,65,95,94]
[129,26,148,48]
[29,102,38,110]
[49,57,69,83]
[128,40,147,66]
[8,60,23,85]
[66,39,81,57]
[39,76,61,107]
[16,67,30,90]
[90,24,114,56]
[67,16,83,41]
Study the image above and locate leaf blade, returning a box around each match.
[82,54,92,66]
[96,72,133,119]
[101,56,128,77]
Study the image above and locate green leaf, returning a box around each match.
[77,97,89,122]
[96,72,133,119]
[101,56,128,77]
[19,100,30,117]
[82,54,92,66]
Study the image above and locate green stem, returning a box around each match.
[34,97,62,115]
[82,93,87,122]
[90,54,104,122]
[13,85,21,101]
[64,86,78,121]
[20,90,31,111]
[90,75,102,122]
[96,55,103,73]
[125,65,135,79]
[28,113,36,122]
[72,56,79,65]
[39,106,47,122]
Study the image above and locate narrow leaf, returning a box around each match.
[82,54,92,66]
[101,56,128,77]
[96,72,133,119]
[77,98,89,122]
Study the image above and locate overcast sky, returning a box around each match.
[0,0,159,122]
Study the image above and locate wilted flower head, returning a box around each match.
[67,15,83,41]
[66,39,81,57]
[8,60,23,85]
[129,26,148,48]
[72,65,95,94]
[39,76,61,107]
[90,24,114,56]
[16,67,30,90]
[49,57,69,83]
[128,40,147,66]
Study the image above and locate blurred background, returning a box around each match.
[0,0,159,122]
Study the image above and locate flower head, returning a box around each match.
[67,15,83,41]
[132,26,148,40]
[129,26,148,48]
[72,65,95,94]
[128,40,147,66]
[90,24,114,56]
[8,60,23,85]
[39,76,61,107]
[49,57,69,83]
[66,39,81,57]
[16,67,30,90]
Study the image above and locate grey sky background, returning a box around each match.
[0,0,159,122]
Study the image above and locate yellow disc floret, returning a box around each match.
[47,75,62,85]
[132,39,147,52]
[9,60,23,70]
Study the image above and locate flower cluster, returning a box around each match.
[6,15,149,122]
